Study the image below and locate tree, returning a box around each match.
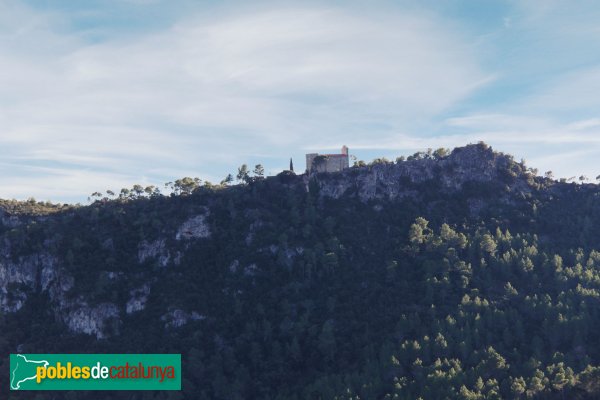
[577,365,600,395]
[433,148,449,159]
[527,369,547,397]
[459,385,481,400]
[220,174,234,186]
[132,184,144,197]
[312,155,328,171]
[174,177,200,195]
[409,217,430,245]
[544,171,554,179]
[237,164,250,183]
[370,157,390,165]
[549,363,575,394]
[504,282,518,297]
[440,223,467,249]
[289,158,294,172]
[253,164,265,179]
[480,234,497,255]
[144,185,156,196]
[511,376,526,398]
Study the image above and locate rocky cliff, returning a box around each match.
[309,142,533,202]
[5,143,600,399]
[0,143,579,339]
[0,204,212,338]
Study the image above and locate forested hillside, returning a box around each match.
[3,143,600,399]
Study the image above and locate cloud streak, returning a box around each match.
[3,1,600,202]
[0,2,489,202]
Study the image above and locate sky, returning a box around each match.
[2,0,600,203]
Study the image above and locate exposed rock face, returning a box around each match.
[176,211,211,240]
[64,303,119,339]
[243,263,258,277]
[0,247,118,339]
[1,214,21,228]
[126,284,151,314]
[41,263,74,292]
[0,207,216,338]
[0,253,55,312]
[310,143,529,202]
[229,259,240,273]
[0,208,214,339]
[0,143,537,340]
[245,220,263,246]
[161,309,205,329]
[138,239,170,267]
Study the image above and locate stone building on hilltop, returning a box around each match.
[306,146,349,174]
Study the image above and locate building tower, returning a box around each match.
[305,145,350,173]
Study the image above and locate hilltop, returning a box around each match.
[3,143,600,399]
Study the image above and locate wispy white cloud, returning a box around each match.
[417,1,600,181]
[5,1,600,203]
[0,2,488,202]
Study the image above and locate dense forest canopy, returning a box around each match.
[3,143,600,399]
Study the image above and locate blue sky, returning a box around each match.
[2,0,600,203]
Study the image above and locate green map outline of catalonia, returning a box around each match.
[10,354,49,390]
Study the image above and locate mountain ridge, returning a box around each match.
[3,143,600,399]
